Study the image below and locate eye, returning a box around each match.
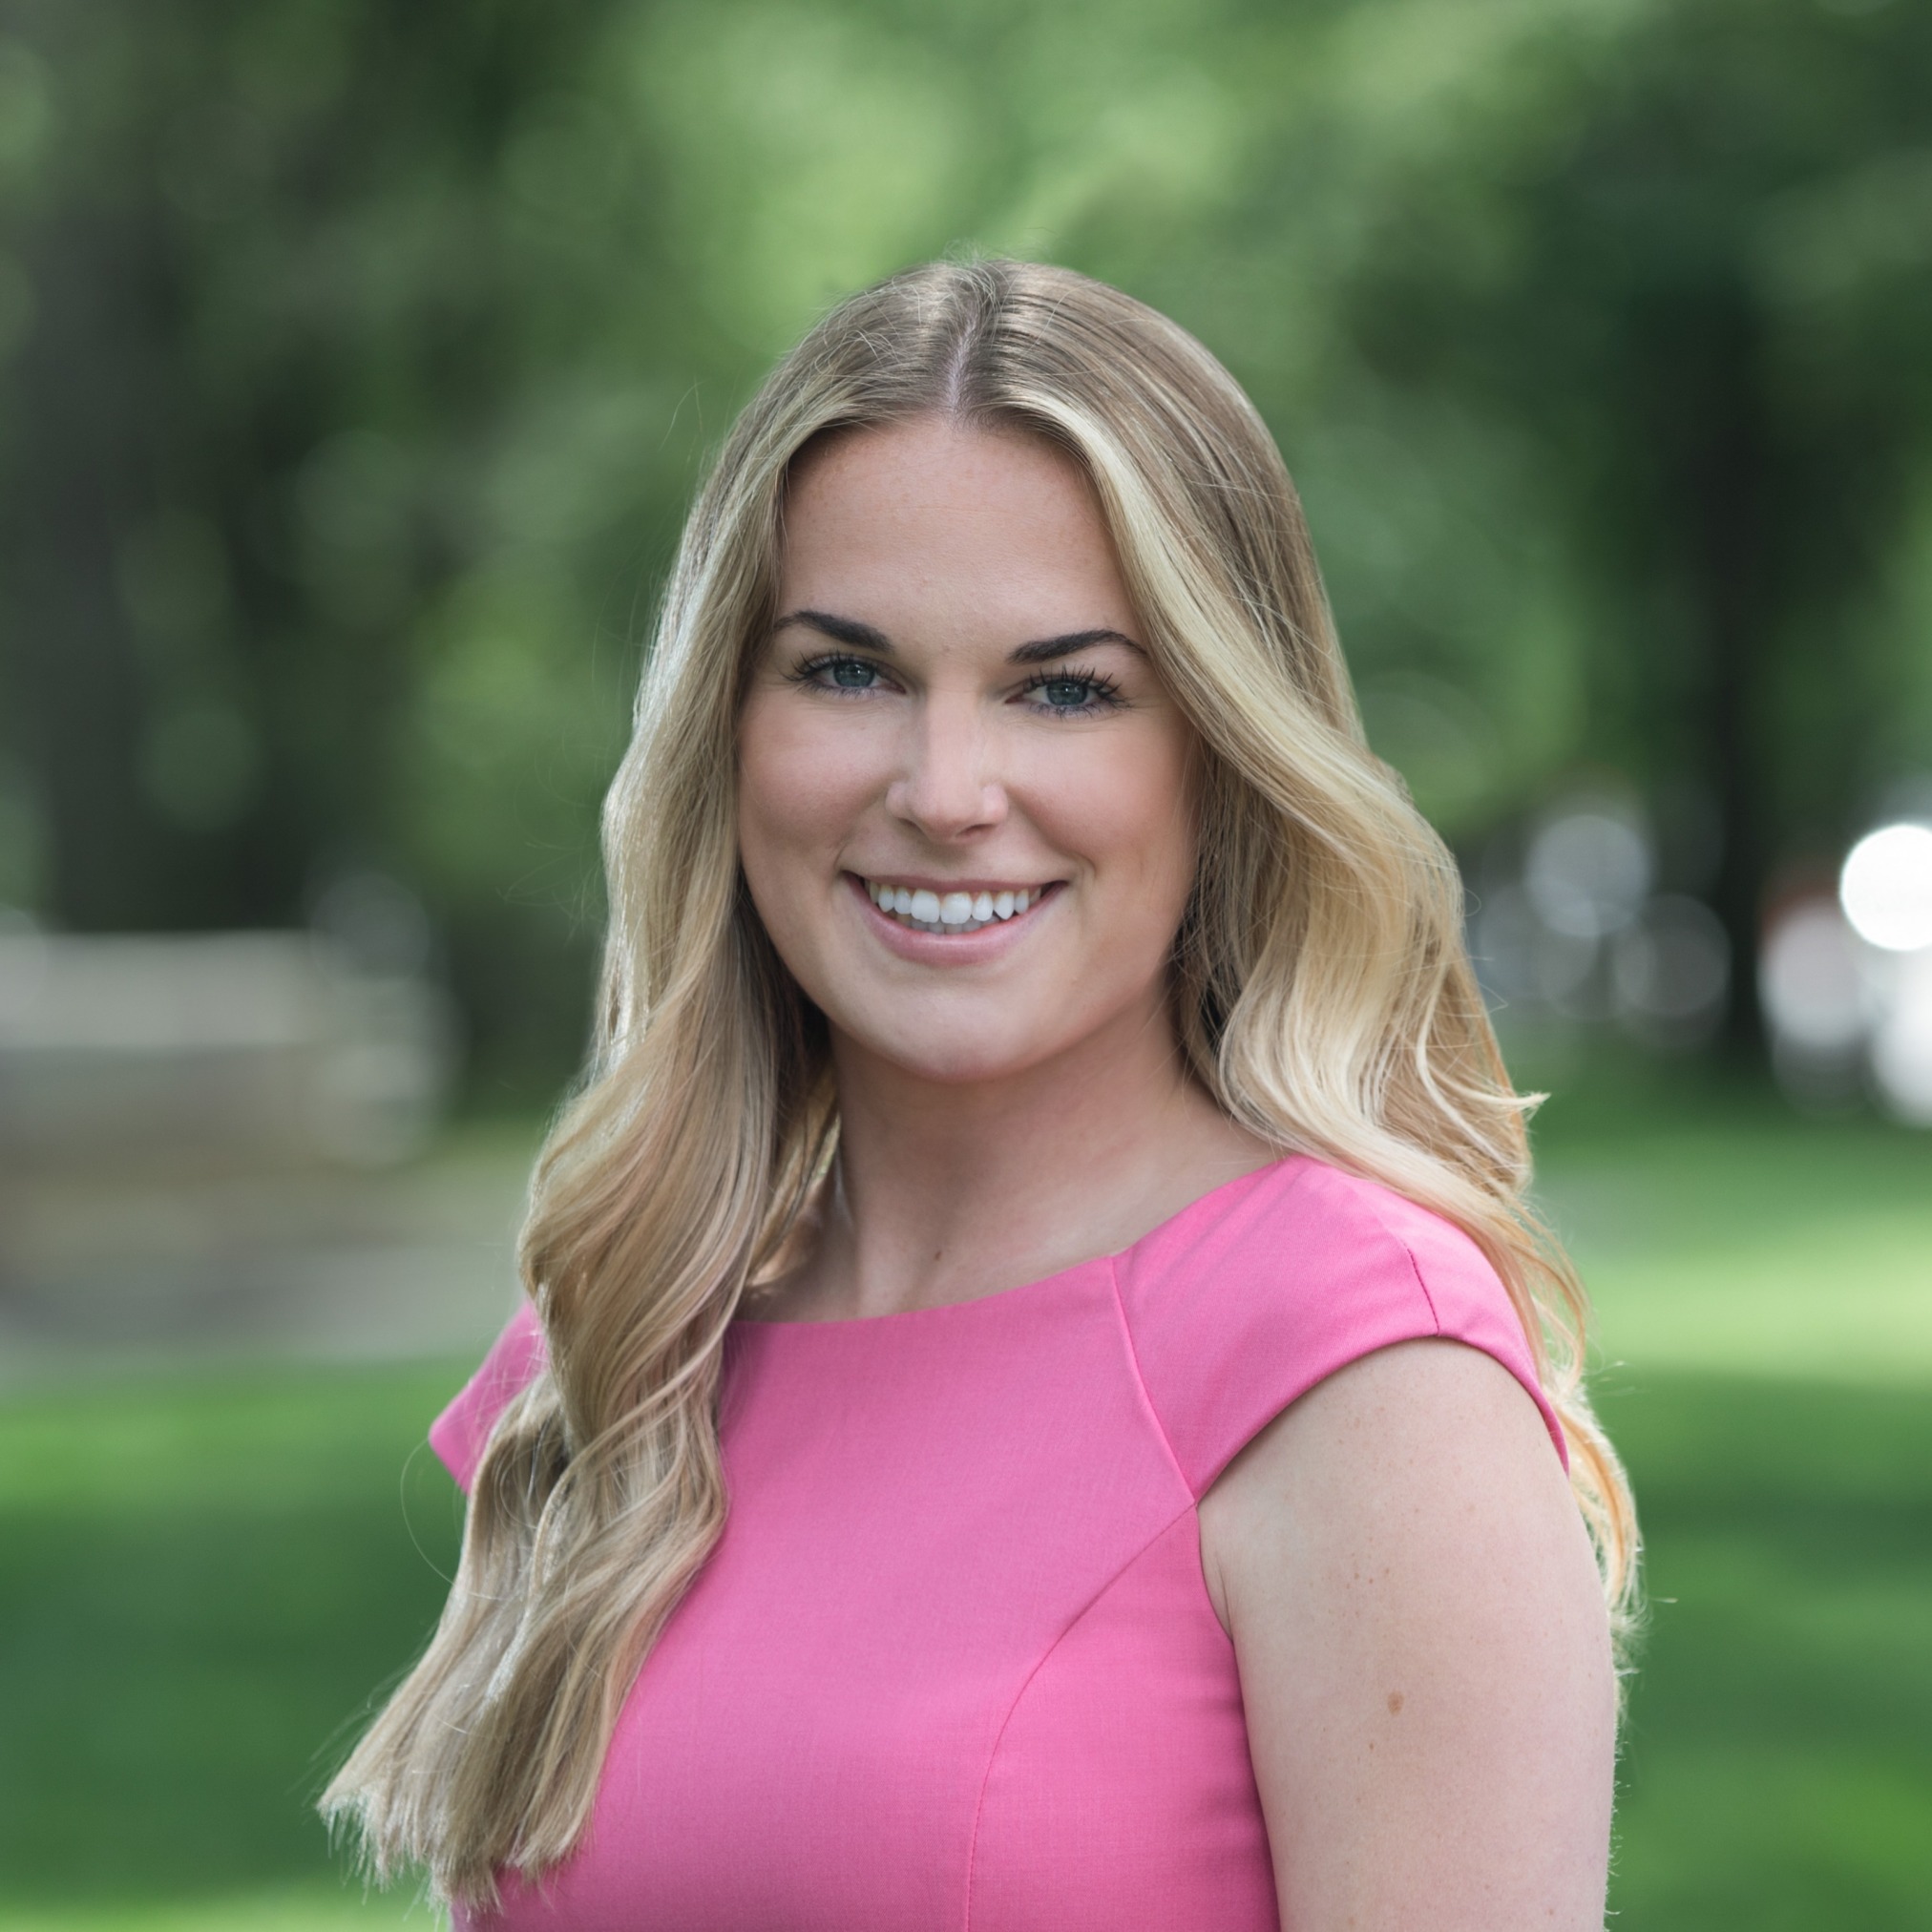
[1039,677,1098,709]
[1018,665,1123,716]
[795,653,887,694]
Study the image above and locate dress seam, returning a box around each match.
[1398,1232,1445,1335]
[1106,1255,1197,1500]
[963,1263,1201,1928]
[1340,1187,1447,1340]
[959,1500,1199,1932]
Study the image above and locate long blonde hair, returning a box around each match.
[325,258,1638,1906]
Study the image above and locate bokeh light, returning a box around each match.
[1523,806,1653,941]
[1610,894,1730,1047]
[1838,823,1932,953]
[1870,950,1932,1124]
[1759,898,1868,1055]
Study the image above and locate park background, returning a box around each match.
[2,0,1930,1925]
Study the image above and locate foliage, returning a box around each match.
[2,0,1930,1092]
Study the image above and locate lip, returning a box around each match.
[844,872,1061,963]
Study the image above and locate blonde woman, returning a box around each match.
[326,260,1634,1930]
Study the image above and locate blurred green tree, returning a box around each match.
[2,0,1928,1095]
[1304,0,1932,1043]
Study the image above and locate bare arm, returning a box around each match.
[1198,1338,1618,1931]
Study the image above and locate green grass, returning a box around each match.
[1526,1080,1932,1928]
[0,1889,439,1930]
[0,1366,466,1927]
[1534,1072,1932,1385]
[1604,1375,1932,1929]
[3,1085,1930,1928]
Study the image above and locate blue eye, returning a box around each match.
[794,654,884,692]
[1040,677,1096,709]
[1021,664,1122,715]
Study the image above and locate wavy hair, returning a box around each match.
[324,258,1638,1905]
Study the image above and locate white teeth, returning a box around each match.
[863,879,1046,934]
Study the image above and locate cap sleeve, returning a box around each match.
[428,1301,548,1492]
[1112,1157,1566,1498]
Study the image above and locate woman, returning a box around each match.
[326,259,1635,1930]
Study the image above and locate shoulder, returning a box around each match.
[429,1300,547,1492]
[1201,1334,1617,1927]
[1112,1156,1564,1496]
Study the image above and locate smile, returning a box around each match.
[860,877,1054,935]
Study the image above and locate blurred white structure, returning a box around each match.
[1869,949,1932,1125]
[0,926,457,1169]
[1757,816,1932,1123]
[1759,896,1872,1107]
[0,907,520,1376]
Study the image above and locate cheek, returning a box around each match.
[1034,723,1200,909]
[736,695,878,869]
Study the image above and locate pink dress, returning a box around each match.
[430,1155,1564,1932]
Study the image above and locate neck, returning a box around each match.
[779,995,1270,1320]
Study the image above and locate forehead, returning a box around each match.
[777,419,1135,637]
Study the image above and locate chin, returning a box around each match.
[844,1018,1053,1088]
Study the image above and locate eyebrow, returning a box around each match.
[773,609,1144,663]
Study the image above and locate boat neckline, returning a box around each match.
[730,1154,1296,1332]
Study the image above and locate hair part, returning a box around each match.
[323,258,1639,1905]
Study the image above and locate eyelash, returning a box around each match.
[791,652,889,696]
[1017,664,1123,716]
[791,653,1124,717]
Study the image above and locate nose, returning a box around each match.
[885,694,1007,841]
